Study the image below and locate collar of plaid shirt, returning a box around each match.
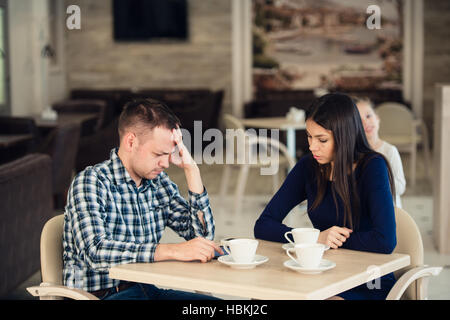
[109,148,161,190]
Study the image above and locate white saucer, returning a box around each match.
[282,243,330,251]
[218,254,269,269]
[283,259,336,274]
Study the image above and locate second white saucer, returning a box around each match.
[218,254,269,269]
[283,259,336,274]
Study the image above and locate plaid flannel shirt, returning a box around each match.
[63,148,215,292]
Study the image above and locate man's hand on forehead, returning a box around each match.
[172,127,183,144]
[169,127,197,168]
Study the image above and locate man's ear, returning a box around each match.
[122,132,137,151]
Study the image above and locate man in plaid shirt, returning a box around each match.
[63,99,223,299]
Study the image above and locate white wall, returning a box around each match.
[8,0,65,116]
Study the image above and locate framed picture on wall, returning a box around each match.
[252,0,404,93]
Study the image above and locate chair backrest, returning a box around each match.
[247,135,296,169]
[376,102,414,139]
[393,207,424,300]
[39,123,81,196]
[0,116,41,160]
[223,114,245,131]
[40,214,65,285]
[52,99,109,131]
[222,114,294,169]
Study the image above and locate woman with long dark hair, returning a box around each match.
[254,93,397,300]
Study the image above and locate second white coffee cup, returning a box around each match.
[284,228,320,245]
[286,243,325,268]
[223,238,258,264]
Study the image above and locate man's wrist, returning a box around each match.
[154,243,176,262]
[183,162,199,173]
[184,164,203,194]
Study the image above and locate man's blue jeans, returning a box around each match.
[102,283,220,300]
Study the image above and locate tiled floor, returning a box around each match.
[6,150,450,300]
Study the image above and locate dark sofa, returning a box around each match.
[0,154,54,297]
[0,116,42,164]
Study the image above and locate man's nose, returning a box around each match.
[160,155,170,168]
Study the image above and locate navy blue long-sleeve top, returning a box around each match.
[254,153,397,299]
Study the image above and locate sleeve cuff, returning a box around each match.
[188,186,210,210]
[136,243,158,263]
[188,187,215,240]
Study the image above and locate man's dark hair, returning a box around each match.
[118,98,181,139]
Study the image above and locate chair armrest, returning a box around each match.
[386,266,443,300]
[27,283,99,300]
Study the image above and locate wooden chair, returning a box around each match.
[376,102,431,186]
[220,114,295,217]
[386,207,442,300]
[26,215,99,300]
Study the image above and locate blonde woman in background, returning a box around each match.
[354,97,406,207]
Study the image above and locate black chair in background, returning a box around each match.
[38,123,81,209]
[52,99,110,136]
[0,116,41,164]
[74,117,120,173]
[51,98,120,174]
[70,88,132,117]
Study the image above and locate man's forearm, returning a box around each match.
[184,164,207,228]
[184,164,204,194]
[154,238,221,263]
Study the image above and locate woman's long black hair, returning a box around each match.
[306,93,396,229]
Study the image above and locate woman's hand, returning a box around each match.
[318,226,353,249]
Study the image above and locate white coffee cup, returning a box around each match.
[286,243,325,268]
[222,238,258,264]
[284,228,320,245]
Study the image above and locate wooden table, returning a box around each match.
[241,117,306,162]
[0,134,34,148]
[109,240,410,300]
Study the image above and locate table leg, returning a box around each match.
[286,128,296,163]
